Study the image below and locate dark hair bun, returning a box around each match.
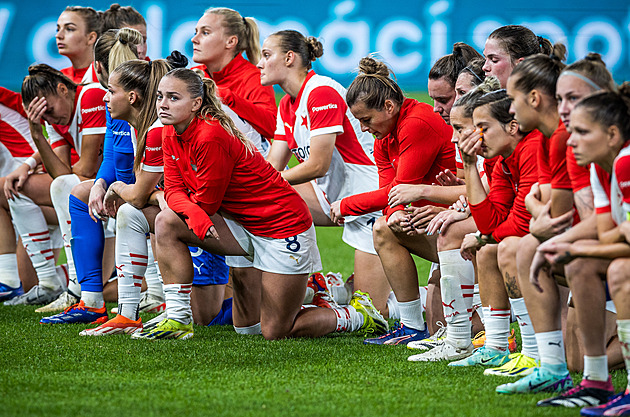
[167,50,188,69]
[585,52,605,65]
[306,37,323,61]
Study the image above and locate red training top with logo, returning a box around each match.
[61,64,98,84]
[537,121,572,189]
[141,119,164,173]
[274,71,378,205]
[193,54,276,139]
[469,130,542,242]
[0,87,37,176]
[566,146,591,192]
[162,117,313,241]
[340,98,456,219]
[46,83,107,157]
[592,144,630,225]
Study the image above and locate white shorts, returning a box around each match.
[223,217,322,275]
[311,179,380,255]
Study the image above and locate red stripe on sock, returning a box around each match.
[45,255,55,260]
[28,231,49,236]
[32,237,51,242]
[130,253,148,259]
[131,261,147,266]
[134,283,142,287]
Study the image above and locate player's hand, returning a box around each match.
[388,184,423,207]
[329,200,345,225]
[407,205,444,233]
[460,233,480,261]
[24,96,47,127]
[426,208,468,236]
[458,128,482,165]
[103,186,124,218]
[386,210,408,233]
[620,221,630,244]
[205,226,220,240]
[4,164,30,200]
[529,202,574,241]
[450,195,469,213]
[88,181,107,222]
[525,182,542,215]
[435,169,465,186]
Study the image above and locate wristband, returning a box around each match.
[24,157,37,170]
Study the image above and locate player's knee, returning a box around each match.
[372,216,390,250]
[607,259,630,298]
[50,175,77,207]
[261,321,291,340]
[154,209,180,238]
[70,181,91,201]
[497,237,518,271]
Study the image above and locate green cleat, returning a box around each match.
[448,346,510,367]
[350,290,388,336]
[131,318,193,340]
[484,352,538,377]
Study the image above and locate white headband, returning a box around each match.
[559,71,602,91]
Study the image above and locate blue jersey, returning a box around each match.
[95,108,135,186]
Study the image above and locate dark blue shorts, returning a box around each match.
[189,247,229,286]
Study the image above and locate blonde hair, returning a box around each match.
[94,28,141,76]
[206,7,261,65]
[171,68,254,153]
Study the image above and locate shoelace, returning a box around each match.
[61,302,82,314]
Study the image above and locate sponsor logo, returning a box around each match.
[112,130,130,136]
[291,145,310,161]
[284,122,293,134]
[82,105,106,114]
[312,103,337,112]
[146,146,162,152]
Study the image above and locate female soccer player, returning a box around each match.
[532,85,630,411]
[191,7,278,332]
[80,54,183,335]
[131,68,387,340]
[101,4,148,60]
[259,30,391,316]
[330,56,455,346]
[56,6,101,83]
[482,25,552,88]
[6,65,106,314]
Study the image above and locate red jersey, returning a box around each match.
[193,54,276,138]
[537,121,572,189]
[162,117,312,240]
[340,98,455,218]
[567,146,591,192]
[469,130,542,241]
[141,119,164,173]
[0,88,37,176]
[61,64,98,84]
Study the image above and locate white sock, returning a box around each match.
[386,291,400,320]
[234,322,262,335]
[484,306,510,351]
[164,283,193,325]
[398,298,425,331]
[50,174,81,294]
[419,285,428,310]
[438,250,474,347]
[536,330,566,366]
[145,237,163,300]
[56,264,69,291]
[616,319,630,389]
[583,355,609,382]
[510,297,539,360]
[0,253,20,288]
[8,195,58,289]
[331,305,363,332]
[81,290,104,308]
[115,204,150,317]
[473,284,484,324]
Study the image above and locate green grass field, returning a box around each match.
[1,227,627,417]
[2,91,626,416]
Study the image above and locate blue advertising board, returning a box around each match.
[1,0,628,90]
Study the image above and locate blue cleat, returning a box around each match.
[448,346,510,367]
[40,301,108,324]
[580,389,630,416]
[364,322,429,346]
[0,282,24,302]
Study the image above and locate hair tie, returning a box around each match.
[559,71,602,91]
[537,36,544,46]
[242,16,247,26]
[148,60,152,68]
[118,37,127,45]
[463,65,484,84]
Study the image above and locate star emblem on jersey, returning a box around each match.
[301,116,308,127]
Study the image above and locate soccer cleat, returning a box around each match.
[142,312,167,332]
[407,322,446,350]
[364,322,429,346]
[4,284,62,306]
[350,291,388,336]
[80,314,142,336]
[484,352,538,377]
[448,346,510,367]
[472,328,518,353]
[496,365,573,394]
[39,300,108,324]
[35,291,79,313]
[131,318,193,340]
[537,377,614,408]
[408,339,473,362]
[312,291,339,308]
[580,389,630,416]
[138,292,166,313]
[0,282,24,302]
